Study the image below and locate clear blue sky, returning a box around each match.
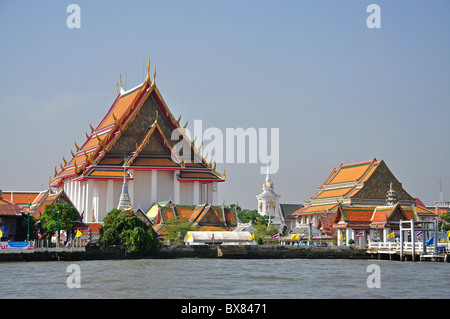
[1,1,449,209]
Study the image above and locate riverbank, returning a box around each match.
[0,244,374,262]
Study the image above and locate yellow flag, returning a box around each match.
[446,230,450,241]
[290,233,299,240]
[76,229,82,238]
[249,233,255,241]
[187,232,192,240]
[338,233,343,241]
[386,232,395,239]
[0,229,3,238]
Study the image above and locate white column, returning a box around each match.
[80,181,86,220]
[75,181,81,213]
[93,181,100,223]
[173,170,180,204]
[345,228,353,246]
[66,179,71,202]
[106,180,114,213]
[193,181,200,205]
[212,182,218,205]
[207,183,213,204]
[151,170,157,204]
[86,179,94,222]
[337,229,343,246]
[383,228,390,243]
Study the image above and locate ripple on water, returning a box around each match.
[1,258,449,299]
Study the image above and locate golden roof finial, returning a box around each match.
[74,141,80,152]
[85,132,90,139]
[176,115,181,125]
[71,150,75,158]
[146,56,151,83]
[89,123,95,133]
[183,121,188,129]
[62,156,67,166]
[120,73,123,89]
[54,166,58,177]
[116,83,119,96]
[151,64,156,86]
[155,110,158,123]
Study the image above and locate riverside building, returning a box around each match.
[50,60,225,224]
[286,159,437,246]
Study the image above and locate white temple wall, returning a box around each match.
[133,170,152,211]
[157,170,172,202]
[97,180,107,222]
[212,182,218,205]
[180,182,193,205]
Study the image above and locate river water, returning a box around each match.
[1,258,449,299]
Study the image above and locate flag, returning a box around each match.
[447,230,450,241]
[211,233,215,242]
[0,229,2,238]
[386,232,395,239]
[187,232,192,240]
[315,233,321,240]
[338,233,343,241]
[38,231,43,239]
[291,233,299,241]
[416,231,423,239]
[425,237,434,247]
[356,231,364,238]
[249,233,255,241]
[76,229,82,238]
[272,233,280,239]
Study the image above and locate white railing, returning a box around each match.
[368,242,449,254]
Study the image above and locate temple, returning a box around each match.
[286,159,437,245]
[146,201,238,236]
[256,165,282,229]
[50,59,225,224]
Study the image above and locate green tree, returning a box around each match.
[37,203,80,239]
[100,208,158,253]
[439,213,450,232]
[232,203,279,244]
[163,219,198,245]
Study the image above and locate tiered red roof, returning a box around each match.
[50,63,225,187]
[149,201,238,236]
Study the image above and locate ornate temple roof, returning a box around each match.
[147,201,238,235]
[0,193,22,217]
[0,191,40,210]
[30,189,79,218]
[50,59,225,187]
[287,158,416,219]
